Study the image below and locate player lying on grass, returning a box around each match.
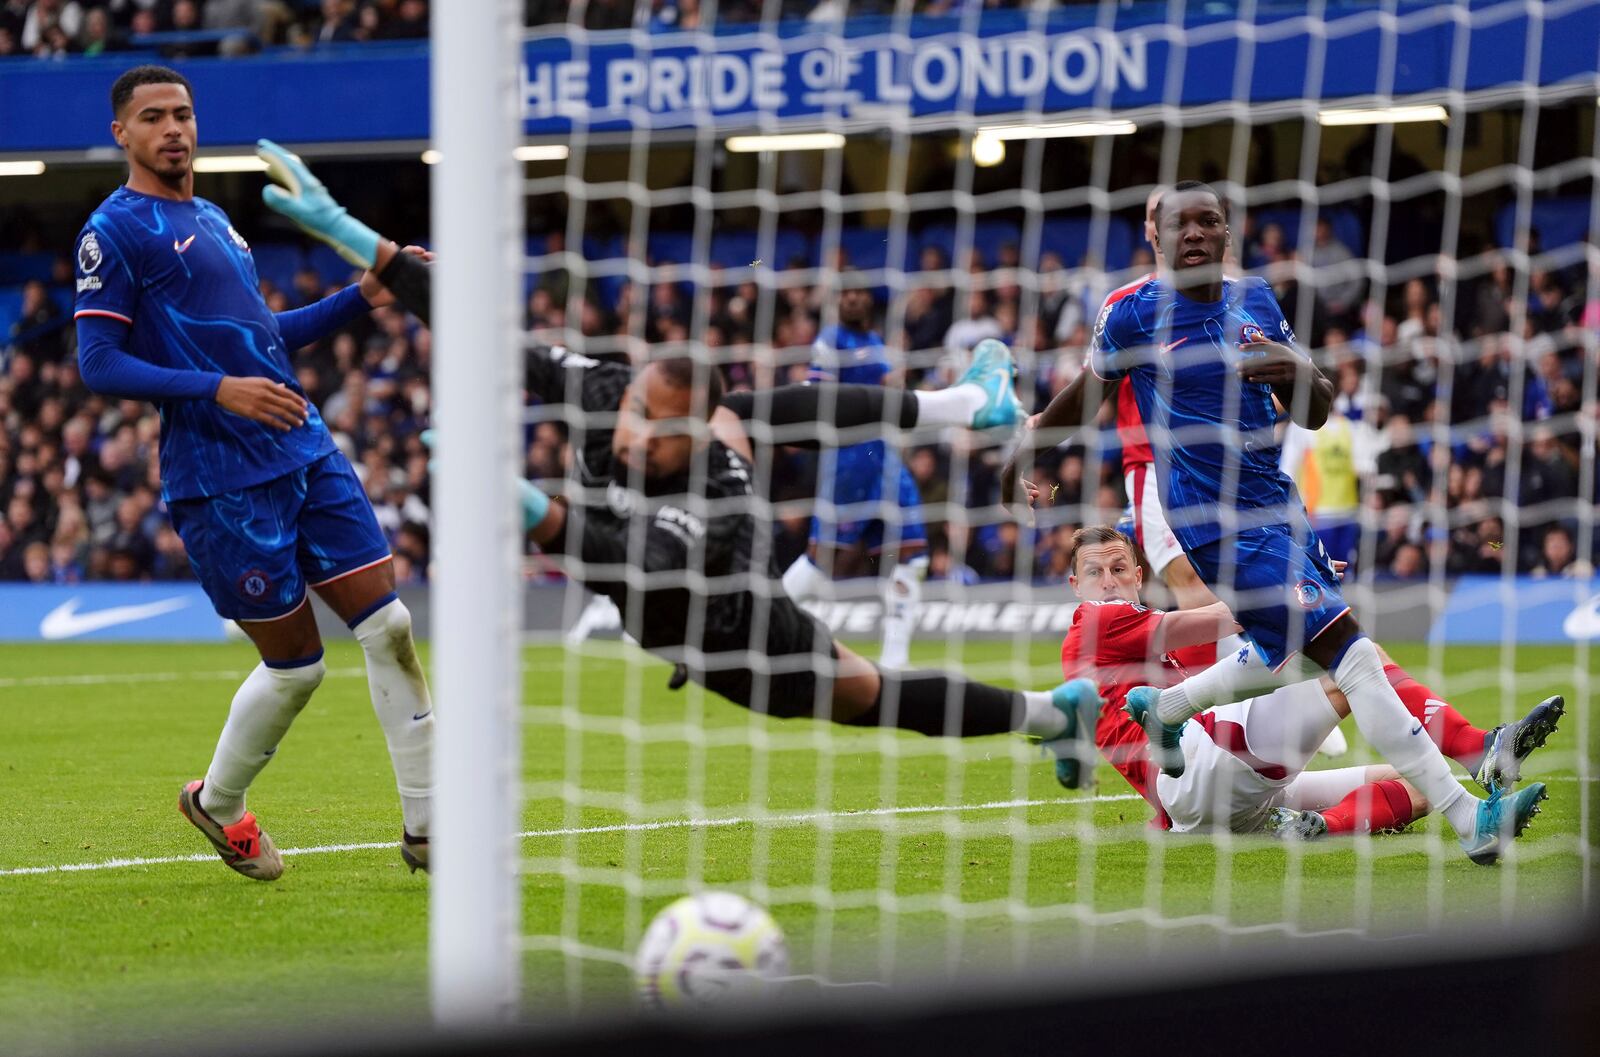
[999,179,1550,865]
[260,139,1101,745]
[1051,526,1561,840]
[73,69,435,883]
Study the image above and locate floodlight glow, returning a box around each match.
[979,120,1138,141]
[971,132,1006,167]
[1317,105,1449,126]
[192,155,270,173]
[0,160,45,176]
[513,144,569,162]
[725,132,846,153]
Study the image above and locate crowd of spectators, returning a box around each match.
[0,1,428,60]
[2,200,1594,590]
[0,0,1116,58]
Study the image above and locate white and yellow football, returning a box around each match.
[634,892,789,1010]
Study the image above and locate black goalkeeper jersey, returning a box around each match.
[526,344,771,654]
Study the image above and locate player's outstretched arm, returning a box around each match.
[999,370,1119,509]
[258,139,382,269]
[258,139,434,326]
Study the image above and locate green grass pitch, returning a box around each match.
[1,639,1591,1053]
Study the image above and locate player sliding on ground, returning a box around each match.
[259,140,1104,748]
[73,68,435,881]
[1006,180,1557,864]
[1052,526,1559,839]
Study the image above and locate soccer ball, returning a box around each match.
[634,891,789,1010]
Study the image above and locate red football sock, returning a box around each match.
[1321,779,1418,835]
[1384,663,1488,770]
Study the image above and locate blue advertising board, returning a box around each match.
[0,575,1592,644]
[1433,575,1600,646]
[1,1,1596,151]
[0,583,227,642]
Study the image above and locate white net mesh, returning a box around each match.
[496,0,1597,1013]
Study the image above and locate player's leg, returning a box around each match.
[701,596,1087,743]
[1123,460,1218,611]
[1372,651,1564,792]
[300,453,433,870]
[168,480,329,881]
[786,439,876,601]
[874,464,928,670]
[719,337,1022,446]
[827,641,1083,740]
[782,540,834,602]
[1273,764,1426,838]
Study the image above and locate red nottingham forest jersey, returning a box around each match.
[1060,599,1217,822]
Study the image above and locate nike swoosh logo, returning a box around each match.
[412,710,432,722]
[173,234,196,254]
[1160,338,1188,354]
[1409,724,1423,736]
[39,596,192,640]
[1562,592,1600,640]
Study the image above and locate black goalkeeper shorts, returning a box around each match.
[694,595,839,720]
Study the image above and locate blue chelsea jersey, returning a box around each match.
[74,187,335,501]
[1088,276,1301,547]
[809,323,890,387]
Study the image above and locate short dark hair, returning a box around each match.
[652,356,724,418]
[111,65,194,117]
[1068,525,1147,575]
[1155,179,1228,224]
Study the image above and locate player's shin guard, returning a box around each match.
[351,596,434,837]
[1331,636,1475,838]
[878,557,926,670]
[201,654,325,824]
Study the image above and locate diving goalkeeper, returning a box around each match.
[259,139,1104,746]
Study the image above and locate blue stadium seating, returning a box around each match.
[1248,206,1365,260]
[1495,198,1592,257]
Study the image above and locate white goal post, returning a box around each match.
[429,0,526,1027]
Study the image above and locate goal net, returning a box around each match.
[435,0,1597,1019]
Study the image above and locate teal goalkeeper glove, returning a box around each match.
[257,138,381,269]
[419,429,551,532]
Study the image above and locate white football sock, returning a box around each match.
[1331,637,1475,837]
[878,558,925,669]
[1018,690,1069,738]
[912,383,988,427]
[352,598,434,837]
[1157,640,1276,725]
[201,656,325,824]
[782,553,831,602]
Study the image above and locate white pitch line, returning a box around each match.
[0,794,1141,878]
[0,667,368,689]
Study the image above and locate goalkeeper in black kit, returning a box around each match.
[258,140,1104,752]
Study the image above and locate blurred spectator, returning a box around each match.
[943,288,1001,355]
[1308,217,1362,327]
[315,0,359,42]
[21,0,81,50]
[1531,524,1591,579]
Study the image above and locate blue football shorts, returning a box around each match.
[1184,518,1350,671]
[810,441,927,554]
[168,452,392,621]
